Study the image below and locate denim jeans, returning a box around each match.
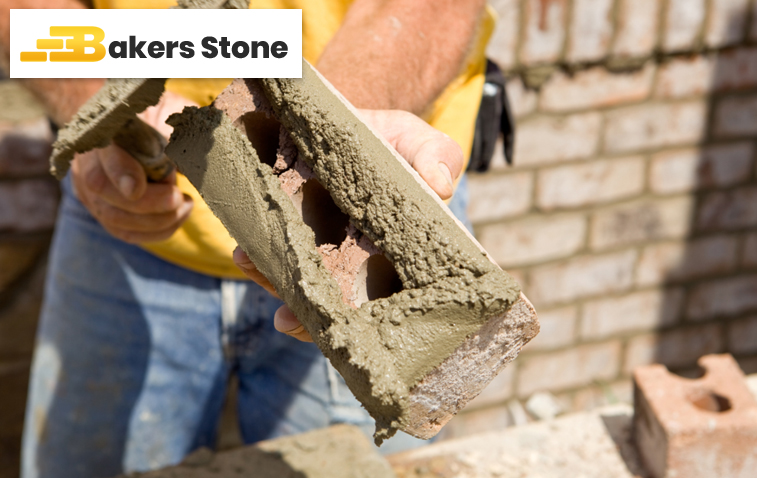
[22,175,471,477]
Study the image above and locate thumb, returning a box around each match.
[99,145,148,200]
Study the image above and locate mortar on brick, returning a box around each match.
[165,62,537,443]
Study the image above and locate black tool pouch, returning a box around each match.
[468,60,515,172]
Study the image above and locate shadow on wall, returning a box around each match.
[649,11,757,379]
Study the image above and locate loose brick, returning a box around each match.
[729,316,757,355]
[624,324,723,373]
[612,0,661,59]
[478,213,586,268]
[520,0,568,65]
[0,117,54,177]
[633,354,757,478]
[636,236,739,286]
[540,64,655,112]
[537,156,645,211]
[487,0,521,70]
[517,341,621,397]
[655,55,715,99]
[713,47,757,92]
[714,94,757,138]
[590,197,693,250]
[0,179,59,232]
[0,239,46,292]
[697,186,757,232]
[743,233,757,268]
[566,0,614,63]
[529,250,637,306]
[686,274,757,321]
[505,77,538,119]
[522,306,578,352]
[604,101,706,154]
[468,172,532,224]
[465,365,515,411]
[662,0,706,52]
[581,289,683,341]
[705,0,749,48]
[650,143,754,195]
[514,112,602,166]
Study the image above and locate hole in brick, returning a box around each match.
[300,180,350,247]
[239,111,280,168]
[354,254,404,306]
[688,389,732,413]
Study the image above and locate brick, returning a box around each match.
[505,77,538,119]
[0,239,46,292]
[729,316,757,355]
[655,55,715,99]
[713,47,757,92]
[0,117,54,177]
[467,171,532,223]
[743,233,757,268]
[714,94,757,138]
[590,197,693,250]
[624,324,723,373]
[522,306,577,352]
[633,355,757,478]
[705,0,750,48]
[581,289,683,341]
[0,261,45,361]
[604,102,706,154]
[686,274,757,321]
[520,0,568,65]
[465,365,515,411]
[487,0,521,70]
[0,179,59,232]
[649,143,754,195]
[517,341,621,397]
[662,0,706,52]
[514,112,602,165]
[612,0,661,59]
[636,236,739,286]
[478,214,586,268]
[566,0,614,63]
[697,186,757,232]
[540,64,655,112]
[529,250,637,306]
[537,156,645,211]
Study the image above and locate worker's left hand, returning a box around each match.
[233,109,464,342]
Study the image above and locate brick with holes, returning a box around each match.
[633,354,757,478]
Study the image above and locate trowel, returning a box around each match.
[49,78,173,182]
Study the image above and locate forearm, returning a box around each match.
[0,0,103,125]
[316,0,486,116]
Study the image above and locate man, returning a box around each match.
[0,0,494,475]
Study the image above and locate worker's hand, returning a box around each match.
[70,92,197,244]
[234,108,464,342]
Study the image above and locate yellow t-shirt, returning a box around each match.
[93,0,494,278]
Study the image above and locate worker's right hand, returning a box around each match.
[70,145,193,244]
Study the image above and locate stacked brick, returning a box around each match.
[443,0,757,438]
[0,78,57,477]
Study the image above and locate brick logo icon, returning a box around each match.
[20,27,106,62]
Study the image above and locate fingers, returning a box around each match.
[358,109,464,200]
[274,305,313,342]
[71,146,193,244]
[97,144,148,201]
[232,246,280,298]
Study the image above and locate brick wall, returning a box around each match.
[0,79,57,477]
[443,0,757,438]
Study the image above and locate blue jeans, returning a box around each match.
[22,175,471,477]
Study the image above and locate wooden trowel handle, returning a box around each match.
[112,117,174,182]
